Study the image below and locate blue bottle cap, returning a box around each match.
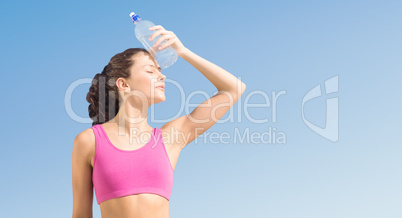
[129,12,141,23]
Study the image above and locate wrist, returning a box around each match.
[178,47,190,58]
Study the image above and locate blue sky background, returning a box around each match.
[0,0,401,217]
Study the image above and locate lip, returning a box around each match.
[156,85,165,91]
[156,85,165,89]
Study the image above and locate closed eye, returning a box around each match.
[147,71,154,74]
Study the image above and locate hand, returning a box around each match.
[148,25,187,55]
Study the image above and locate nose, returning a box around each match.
[158,73,166,81]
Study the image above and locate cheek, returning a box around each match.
[132,77,153,92]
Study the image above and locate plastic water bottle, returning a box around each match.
[129,12,178,69]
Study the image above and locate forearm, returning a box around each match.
[179,48,246,94]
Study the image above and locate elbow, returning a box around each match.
[230,82,246,100]
[218,82,246,100]
[241,82,246,93]
[238,82,246,96]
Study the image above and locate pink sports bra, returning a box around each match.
[90,124,174,205]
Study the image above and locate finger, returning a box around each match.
[148,25,164,31]
[159,38,176,50]
[152,31,173,46]
[149,29,169,41]
[153,33,174,48]
[149,29,163,41]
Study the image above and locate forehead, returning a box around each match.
[134,53,161,72]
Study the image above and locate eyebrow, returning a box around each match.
[143,64,161,72]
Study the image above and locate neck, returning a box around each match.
[107,100,152,135]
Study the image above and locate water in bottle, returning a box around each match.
[129,12,178,69]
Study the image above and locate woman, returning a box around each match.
[72,25,246,218]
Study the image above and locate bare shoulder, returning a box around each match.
[72,127,95,216]
[72,127,96,165]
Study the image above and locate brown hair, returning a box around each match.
[86,48,153,126]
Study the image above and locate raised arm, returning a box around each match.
[162,47,246,149]
[72,129,95,218]
[149,25,246,150]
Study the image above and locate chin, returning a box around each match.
[154,96,166,104]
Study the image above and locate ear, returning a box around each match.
[116,77,129,91]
